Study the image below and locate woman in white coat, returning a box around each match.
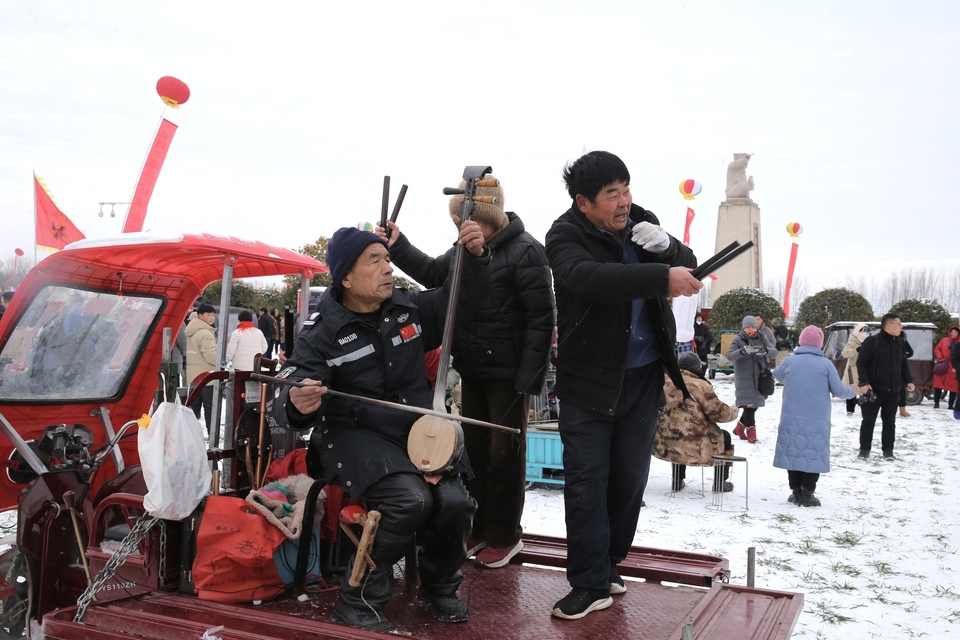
[226,309,268,372]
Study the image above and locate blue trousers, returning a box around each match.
[559,363,662,593]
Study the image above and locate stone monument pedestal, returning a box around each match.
[710,199,762,304]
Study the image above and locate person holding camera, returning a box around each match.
[841,323,870,415]
[727,315,777,443]
[856,313,913,461]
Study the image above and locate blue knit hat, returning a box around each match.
[326,227,388,293]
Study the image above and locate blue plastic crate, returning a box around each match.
[526,428,564,485]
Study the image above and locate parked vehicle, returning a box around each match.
[706,329,739,379]
[0,233,803,639]
[823,321,936,405]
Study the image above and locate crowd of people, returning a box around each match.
[75,149,955,633]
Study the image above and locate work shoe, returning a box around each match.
[331,599,396,633]
[857,449,870,459]
[798,489,821,507]
[882,450,897,461]
[787,490,801,504]
[712,481,734,493]
[610,568,626,595]
[416,589,469,623]
[551,588,613,620]
[745,426,758,443]
[475,540,523,569]
[733,422,748,440]
[466,537,486,557]
[899,407,911,418]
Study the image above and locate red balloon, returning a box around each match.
[156,76,190,108]
[14,248,24,256]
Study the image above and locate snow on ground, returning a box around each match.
[522,372,960,639]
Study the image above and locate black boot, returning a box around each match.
[798,488,821,507]
[787,489,801,504]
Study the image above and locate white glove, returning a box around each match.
[631,221,671,253]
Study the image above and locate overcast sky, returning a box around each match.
[2,1,958,300]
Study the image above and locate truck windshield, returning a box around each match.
[0,286,163,401]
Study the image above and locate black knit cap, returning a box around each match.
[677,351,705,377]
[326,227,388,293]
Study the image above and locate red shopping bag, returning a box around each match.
[192,496,287,603]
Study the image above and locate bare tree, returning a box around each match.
[763,275,808,318]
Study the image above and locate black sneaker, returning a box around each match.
[610,568,626,595]
[882,450,897,461]
[857,449,870,459]
[416,589,469,623]
[551,588,613,620]
[331,599,396,633]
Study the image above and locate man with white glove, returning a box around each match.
[545,151,701,621]
[630,221,671,254]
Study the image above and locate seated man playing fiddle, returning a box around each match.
[271,224,487,633]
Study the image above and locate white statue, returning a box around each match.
[725,153,754,200]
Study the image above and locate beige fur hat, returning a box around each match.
[448,176,508,234]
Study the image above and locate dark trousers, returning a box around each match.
[190,385,213,433]
[787,470,820,493]
[338,472,476,612]
[859,389,899,452]
[845,398,859,414]
[461,377,528,549]
[739,407,757,427]
[934,389,956,408]
[672,430,732,490]
[559,364,661,593]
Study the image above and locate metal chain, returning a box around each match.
[159,520,167,585]
[73,514,159,623]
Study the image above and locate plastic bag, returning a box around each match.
[138,397,212,520]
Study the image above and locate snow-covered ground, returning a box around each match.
[523,372,960,639]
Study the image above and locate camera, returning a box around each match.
[857,390,877,405]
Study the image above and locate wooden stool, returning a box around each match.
[339,506,381,587]
[708,455,748,512]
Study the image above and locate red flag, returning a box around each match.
[683,207,695,247]
[123,117,178,233]
[35,174,85,253]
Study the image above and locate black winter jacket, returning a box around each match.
[856,330,912,393]
[389,212,555,394]
[271,254,487,496]
[545,203,698,414]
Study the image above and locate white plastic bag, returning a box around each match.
[138,397,212,520]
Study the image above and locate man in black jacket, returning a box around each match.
[856,313,914,460]
[381,175,555,570]
[258,307,277,358]
[272,224,486,633]
[545,151,701,620]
